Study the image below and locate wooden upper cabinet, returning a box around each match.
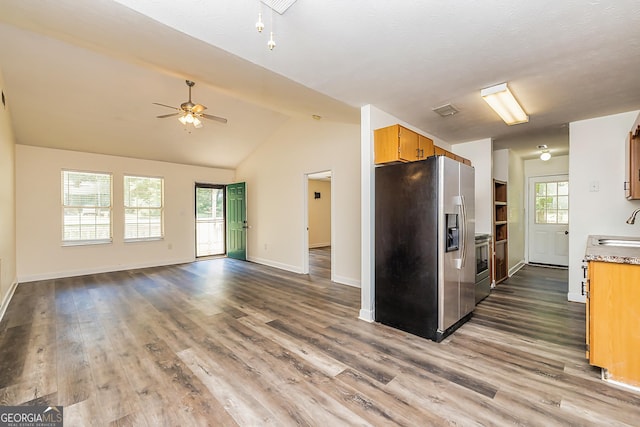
[374,124,471,167]
[418,134,434,159]
[433,146,447,157]
[626,126,640,200]
[374,124,420,164]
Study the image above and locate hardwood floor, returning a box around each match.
[309,246,331,279]
[1,261,639,426]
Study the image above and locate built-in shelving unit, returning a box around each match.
[493,180,508,284]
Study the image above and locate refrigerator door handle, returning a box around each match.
[459,195,467,269]
[453,195,466,270]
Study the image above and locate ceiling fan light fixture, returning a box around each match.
[178,115,188,125]
[481,83,528,125]
[193,117,203,128]
[185,113,194,124]
[268,32,276,50]
[255,12,265,32]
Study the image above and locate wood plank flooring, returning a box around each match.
[1,260,639,426]
[309,246,331,280]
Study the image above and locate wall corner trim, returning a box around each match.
[358,308,374,322]
[0,280,19,324]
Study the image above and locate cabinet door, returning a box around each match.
[418,135,434,159]
[398,126,420,161]
[589,261,640,386]
[374,124,420,164]
[627,129,640,199]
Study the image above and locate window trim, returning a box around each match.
[61,169,113,246]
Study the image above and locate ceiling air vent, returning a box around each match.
[261,0,298,14]
[432,104,459,117]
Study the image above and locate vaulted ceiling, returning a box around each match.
[1,1,639,167]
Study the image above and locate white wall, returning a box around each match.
[16,145,235,281]
[493,149,509,182]
[360,104,451,321]
[568,110,640,302]
[508,150,525,272]
[235,116,361,287]
[0,69,17,319]
[524,155,569,178]
[308,180,331,248]
[452,138,493,234]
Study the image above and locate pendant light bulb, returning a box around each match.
[268,32,276,50]
[255,13,264,33]
[185,113,194,124]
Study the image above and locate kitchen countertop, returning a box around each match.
[584,235,640,265]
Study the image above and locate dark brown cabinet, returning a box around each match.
[493,180,508,284]
[625,125,640,200]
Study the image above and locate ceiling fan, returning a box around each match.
[153,80,227,128]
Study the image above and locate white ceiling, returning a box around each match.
[1,1,639,167]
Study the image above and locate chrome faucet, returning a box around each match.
[627,208,640,224]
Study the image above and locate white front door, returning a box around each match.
[528,175,569,266]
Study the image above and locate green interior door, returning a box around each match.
[226,182,247,260]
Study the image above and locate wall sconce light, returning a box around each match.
[481,83,529,125]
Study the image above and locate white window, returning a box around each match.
[535,180,569,224]
[124,175,164,241]
[62,170,112,245]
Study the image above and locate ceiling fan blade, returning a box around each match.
[192,104,207,114]
[201,113,228,124]
[152,102,180,110]
[157,112,181,119]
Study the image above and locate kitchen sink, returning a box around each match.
[596,238,640,248]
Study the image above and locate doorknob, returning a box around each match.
[564,230,569,235]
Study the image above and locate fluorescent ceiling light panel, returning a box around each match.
[481,83,529,125]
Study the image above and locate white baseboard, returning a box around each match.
[309,242,331,249]
[509,260,526,277]
[247,256,303,274]
[333,274,360,288]
[359,308,374,322]
[17,257,194,283]
[0,280,18,324]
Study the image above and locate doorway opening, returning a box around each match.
[527,175,569,267]
[305,171,332,280]
[195,183,226,258]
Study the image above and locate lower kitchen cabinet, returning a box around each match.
[587,260,640,388]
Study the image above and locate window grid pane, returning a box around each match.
[534,180,569,225]
[124,175,164,240]
[62,171,112,243]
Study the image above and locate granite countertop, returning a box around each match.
[584,235,640,265]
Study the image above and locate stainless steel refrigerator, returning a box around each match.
[375,156,475,342]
